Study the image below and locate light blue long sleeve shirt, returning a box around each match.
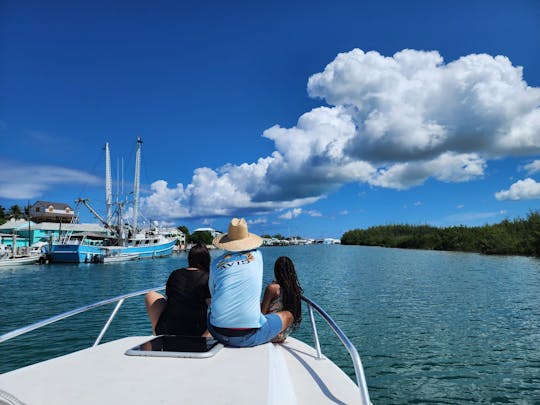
[209,249,266,328]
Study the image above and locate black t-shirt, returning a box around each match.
[155,268,210,336]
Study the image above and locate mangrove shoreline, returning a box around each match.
[341,211,540,257]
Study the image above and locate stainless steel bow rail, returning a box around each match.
[0,288,371,404]
[302,295,371,405]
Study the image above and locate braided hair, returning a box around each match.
[274,256,303,329]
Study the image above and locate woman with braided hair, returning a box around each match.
[261,256,303,343]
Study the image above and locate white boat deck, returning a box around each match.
[0,336,362,404]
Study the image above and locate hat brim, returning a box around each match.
[212,233,263,252]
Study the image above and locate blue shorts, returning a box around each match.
[208,314,283,347]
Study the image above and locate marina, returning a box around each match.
[1,245,539,403]
[49,139,178,264]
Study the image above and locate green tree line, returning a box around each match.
[341,211,540,257]
[177,226,214,245]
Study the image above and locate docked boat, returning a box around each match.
[0,289,371,404]
[50,139,178,263]
[49,232,111,263]
[50,231,176,263]
[0,254,41,267]
[0,239,44,267]
[99,252,140,263]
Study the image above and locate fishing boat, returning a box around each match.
[49,139,178,263]
[0,289,371,404]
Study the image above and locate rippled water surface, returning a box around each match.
[1,245,539,404]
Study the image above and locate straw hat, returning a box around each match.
[213,218,263,252]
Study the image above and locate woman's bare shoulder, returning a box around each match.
[265,282,280,294]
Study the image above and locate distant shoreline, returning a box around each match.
[341,211,540,258]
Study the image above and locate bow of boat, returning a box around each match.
[0,335,363,404]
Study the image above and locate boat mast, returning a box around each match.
[133,137,142,232]
[105,143,112,225]
[27,201,31,248]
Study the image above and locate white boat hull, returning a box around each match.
[101,253,140,263]
[0,255,40,267]
[0,336,364,404]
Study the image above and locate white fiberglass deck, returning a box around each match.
[0,336,362,405]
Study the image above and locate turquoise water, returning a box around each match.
[1,245,539,404]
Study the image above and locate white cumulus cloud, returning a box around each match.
[308,49,540,161]
[523,160,540,175]
[495,178,540,200]
[279,208,304,220]
[140,48,540,220]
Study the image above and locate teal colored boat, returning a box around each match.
[50,139,178,263]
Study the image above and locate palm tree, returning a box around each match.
[9,204,23,219]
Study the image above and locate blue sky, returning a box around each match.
[1,0,539,238]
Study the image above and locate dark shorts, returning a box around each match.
[208,314,283,347]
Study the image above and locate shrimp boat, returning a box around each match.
[50,139,177,263]
[0,289,372,404]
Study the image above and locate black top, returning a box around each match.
[155,268,210,336]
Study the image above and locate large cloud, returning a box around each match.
[495,178,540,201]
[141,49,540,220]
[308,49,540,161]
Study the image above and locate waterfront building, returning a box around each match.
[0,219,106,247]
[29,201,75,223]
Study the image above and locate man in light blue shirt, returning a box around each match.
[208,218,293,347]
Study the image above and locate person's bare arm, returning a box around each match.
[261,284,279,314]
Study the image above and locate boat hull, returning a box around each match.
[101,253,140,263]
[0,336,363,404]
[49,244,103,263]
[50,239,177,263]
[104,239,177,259]
[0,255,41,267]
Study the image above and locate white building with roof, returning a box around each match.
[29,201,76,223]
